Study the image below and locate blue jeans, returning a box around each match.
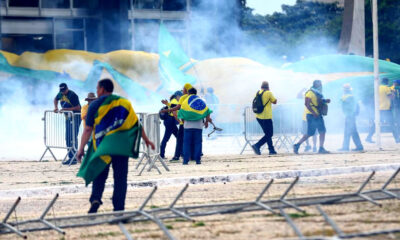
[342,116,363,150]
[90,155,128,211]
[183,128,202,164]
[173,125,184,158]
[160,116,178,158]
[255,118,275,152]
[65,114,81,159]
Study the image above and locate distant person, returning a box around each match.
[379,77,399,143]
[54,83,81,165]
[338,84,363,151]
[81,92,97,127]
[159,91,181,159]
[76,79,155,213]
[178,87,213,165]
[392,80,400,135]
[297,88,318,152]
[251,81,277,155]
[293,80,330,154]
[364,96,375,143]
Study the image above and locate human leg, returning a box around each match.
[192,129,203,163]
[182,129,192,164]
[111,156,129,211]
[172,125,184,160]
[160,119,174,158]
[341,117,351,150]
[89,164,111,213]
[254,118,269,149]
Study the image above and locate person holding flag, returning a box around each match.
[76,79,155,214]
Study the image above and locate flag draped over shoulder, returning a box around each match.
[178,95,212,121]
[77,95,141,186]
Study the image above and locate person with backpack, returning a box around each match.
[159,91,182,159]
[251,81,277,155]
[293,80,330,154]
[338,84,363,151]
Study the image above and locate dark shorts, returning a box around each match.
[302,120,318,136]
[306,114,326,136]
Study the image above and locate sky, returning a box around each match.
[246,0,297,16]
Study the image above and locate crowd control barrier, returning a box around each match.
[39,111,81,164]
[135,112,168,175]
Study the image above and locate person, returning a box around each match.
[251,81,278,155]
[162,83,193,161]
[379,78,399,143]
[293,80,331,154]
[159,91,181,159]
[76,79,155,213]
[364,96,375,143]
[338,84,363,151]
[54,83,81,165]
[392,80,400,135]
[81,92,97,127]
[297,88,318,152]
[178,87,212,164]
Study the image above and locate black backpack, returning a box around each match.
[159,106,169,120]
[252,90,269,114]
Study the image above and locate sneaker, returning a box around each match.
[196,161,201,165]
[88,200,101,214]
[365,138,375,143]
[351,147,364,152]
[170,157,180,162]
[304,145,311,152]
[251,145,261,155]
[293,144,300,154]
[269,150,277,155]
[160,155,166,159]
[62,158,77,165]
[337,148,349,152]
[318,147,330,154]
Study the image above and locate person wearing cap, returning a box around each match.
[159,91,181,159]
[338,84,363,151]
[379,78,399,143]
[293,80,331,154]
[54,83,81,165]
[81,92,97,128]
[251,81,278,155]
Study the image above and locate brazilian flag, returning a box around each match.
[77,95,141,186]
[178,94,212,121]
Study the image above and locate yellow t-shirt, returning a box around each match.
[169,98,178,116]
[81,104,89,127]
[177,94,189,125]
[379,85,392,110]
[304,90,319,116]
[255,90,276,120]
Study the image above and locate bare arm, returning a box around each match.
[271,99,277,104]
[305,98,318,117]
[168,104,181,113]
[76,126,93,162]
[61,105,81,112]
[53,98,59,112]
[142,128,155,150]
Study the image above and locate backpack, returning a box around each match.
[252,90,269,114]
[159,106,169,121]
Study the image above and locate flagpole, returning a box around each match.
[372,0,381,149]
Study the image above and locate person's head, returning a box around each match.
[312,80,322,91]
[381,77,389,85]
[85,92,97,104]
[97,78,114,97]
[207,87,214,93]
[59,83,68,95]
[188,87,197,95]
[172,90,183,100]
[343,83,352,94]
[261,81,269,90]
[183,83,193,94]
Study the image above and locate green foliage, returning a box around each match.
[241,0,344,61]
[192,221,206,227]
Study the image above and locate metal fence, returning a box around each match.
[39,111,81,164]
[135,112,169,176]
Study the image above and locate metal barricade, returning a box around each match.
[39,111,81,164]
[240,107,264,154]
[135,112,168,175]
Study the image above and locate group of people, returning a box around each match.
[251,77,400,156]
[159,83,213,165]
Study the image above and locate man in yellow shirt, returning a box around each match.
[379,78,399,142]
[251,81,278,155]
[293,80,331,154]
[81,92,97,127]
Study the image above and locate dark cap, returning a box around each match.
[59,83,68,92]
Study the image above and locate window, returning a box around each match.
[42,0,70,8]
[9,0,39,7]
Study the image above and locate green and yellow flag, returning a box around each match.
[77,95,141,186]
[178,94,212,121]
